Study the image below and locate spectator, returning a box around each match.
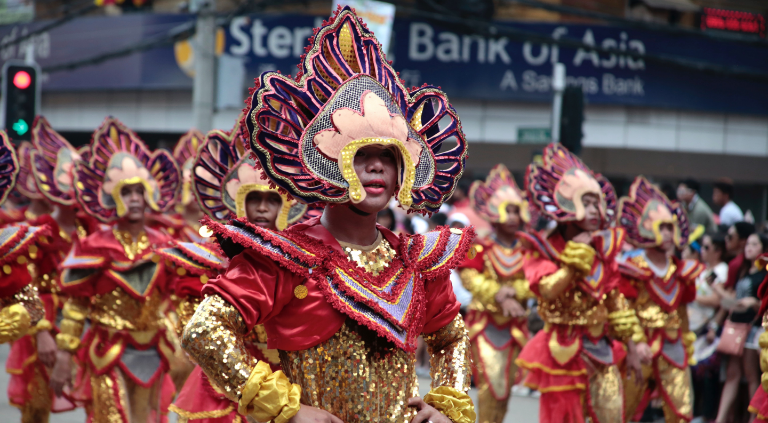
[689,233,728,422]
[677,178,717,232]
[712,233,768,423]
[713,179,744,227]
[445,213,473,311]
[725,222,756,289]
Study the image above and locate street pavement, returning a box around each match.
[0,343,540,422]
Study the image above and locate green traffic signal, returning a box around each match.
[12,119,28,136]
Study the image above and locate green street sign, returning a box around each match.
[517,127,551,144]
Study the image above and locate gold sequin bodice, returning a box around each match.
[90,287,166,331]
[279,321,419,423]
[338,232,397,277]
[627,256,680,331]
[539,289,608,328]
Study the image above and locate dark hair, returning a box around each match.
[430,212,448,226]
[751,233,768,253]
[734,221,756,240]
[713,180,734,198]
[376,208,396,231]
[679,178,700,193]
[704,232,726,260]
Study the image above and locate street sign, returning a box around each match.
[517,127,551,144]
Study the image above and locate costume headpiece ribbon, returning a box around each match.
[470,163,529,224]
[618,176,689,248]
[0,131,20,206]
[30,116,89,206]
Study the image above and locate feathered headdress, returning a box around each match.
[15,141,43,200]
[30,116,86,206]
[243,6,467,214]
[194,120,309,230]
[74,117,180,223]
[525,143,616,228]
[618,176,689,248]
[173,129,204,207]
[0,131,20,206]
[470,164,529,224]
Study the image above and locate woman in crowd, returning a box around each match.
[713,232,768,423]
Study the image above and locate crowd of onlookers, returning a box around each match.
[378,173,762,423]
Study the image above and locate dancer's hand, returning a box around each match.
[408,397,452,423]
[494,286,517,304]
[287,405,344,423]
[36,330,57,368]
[636,342,653,364]
[499,298,526,318]
[50,351,72,397]
[626,341,644,385]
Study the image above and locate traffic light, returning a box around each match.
[560,86,584,155]
[2,63,39,142]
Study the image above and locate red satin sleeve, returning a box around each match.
[421,274,461,334]
[523,255,559,297]
[202,249,301,330]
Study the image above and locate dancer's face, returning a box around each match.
[577,193,601,232]
[352,145,398,214]
[245,191,282,230]
[120,183,146,222]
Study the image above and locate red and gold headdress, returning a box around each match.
[618,176,689,248]
[74,117,181,223]
[194,121,309,231]
[244,6,467,214]
[0,131,20,206]
[29,116,86,206]
[470,164,529,224]
[525,143,616,228]
[14,141,43,201]
[173,129,204,208]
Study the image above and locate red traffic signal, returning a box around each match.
[12,71,31,90]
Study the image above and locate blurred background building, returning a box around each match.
[1,0,767,219]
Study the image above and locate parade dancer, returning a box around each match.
[749,254,768,422]
[148,129,208,243]
[181,7,475,423]
[515,143,651,423]
[7,117,102,422]
[168,120,314,422]
[49,117,181,423]
[616,176,702,423]
[0,131,46,346]
[458,163,533,423]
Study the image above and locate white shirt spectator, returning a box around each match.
[719,200,744,227]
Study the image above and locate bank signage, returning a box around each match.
[1,13,766,115]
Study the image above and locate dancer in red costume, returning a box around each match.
[49,117,181,423]
[181,7,475,423]
[515,143,652,423]
[148,129,208,243]
[458,164,533,423]
[7,117,102,422]
[168,119,312,423]
[616,176,702,423]
[748,255,768,422]
[0,130,47,347]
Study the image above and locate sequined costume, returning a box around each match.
[515,143,645,423]
[6,118,104,422]
[181,7,474,423]
[748,256,768,421]
[169,120,312,423]
[55,117,181,423]
[457,164,532,423]
[615,176,702,423]
[0,131,47,346]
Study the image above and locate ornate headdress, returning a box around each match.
[29,116,86,206]
[74,117,180,223]
[525,143,616,228]
[173,129,204,207]
[194,121,309,230]
[15,141,43,200]
[243,6,467,214]
[470,164,529,224]
[0,131,20,206]
[618,176,689,248]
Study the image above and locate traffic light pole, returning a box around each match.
[551,62,565,144]
[192,0,216,133]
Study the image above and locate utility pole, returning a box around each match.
[551,62,565,143]
[192,0,216,133]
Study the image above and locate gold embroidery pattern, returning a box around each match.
[338,232,397,277]
[423,315,472,393]
[112,228,150,261]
